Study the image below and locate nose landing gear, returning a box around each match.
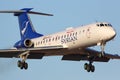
[97,41,106,57]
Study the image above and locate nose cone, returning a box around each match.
[110,29,116,38]
[106,28,116,40]
[100,27,116,41]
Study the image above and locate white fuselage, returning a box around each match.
[31,22,116,52]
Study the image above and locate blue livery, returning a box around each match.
[14,8,44,48]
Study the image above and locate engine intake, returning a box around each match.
[24,39,34,48]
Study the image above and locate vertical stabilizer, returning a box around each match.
[14,8,43,39]
[0,8,53,48]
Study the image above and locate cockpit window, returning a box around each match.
[105,24,108,26]
[96,23,112,27]
[108,24,112,26]
[100,23,104,26]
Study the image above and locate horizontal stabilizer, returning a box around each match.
[0,8,53,16]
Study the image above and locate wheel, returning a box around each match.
[86,65,91,72]
[20,65,24,69]
[17,60,24,69]
[24,62,28,70]
[91,65,95,72]
[20,62,24,69]
[17,60,28,70]
[17,60,22,67]
[84,63,88,70]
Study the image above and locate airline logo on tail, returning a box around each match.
[21,21,29,35]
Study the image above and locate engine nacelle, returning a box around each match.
[24,39,34,48]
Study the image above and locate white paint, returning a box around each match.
[31,22,116,51]
[21,21,29,35]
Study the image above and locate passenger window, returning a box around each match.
[75,32,77,35]
[67,34,69,37]
[49,38,51,42]
[108,24,112,27]
[64,35,66,38]
[73,33,75,35]
[56,37,57,41]
[52,38,54,41]
[87,29,89,31]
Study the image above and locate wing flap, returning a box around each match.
[62,54,82,61]
[62,48,120,62]
[0,49,24,58]
[0,45,66,59]
[62,54,110,62]
[85,48,120,60]
[28,52,44,59]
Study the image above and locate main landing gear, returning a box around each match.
[17,60,28,69]
[17,51,29,70]
[84,61,95,72]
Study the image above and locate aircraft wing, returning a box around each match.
[0,45,66,59]
[0,46,120,62]
[62,48,120,62]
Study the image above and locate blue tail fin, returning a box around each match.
[14,8,43,39]
[0,8,53,48]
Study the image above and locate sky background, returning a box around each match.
[0,0,120,80]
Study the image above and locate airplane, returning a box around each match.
[0,8,120,72]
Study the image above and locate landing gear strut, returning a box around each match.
[100,42,106,57]
[17,51,29,70]
[84,61,95,72]
[98,41,106,57]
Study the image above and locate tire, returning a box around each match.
[84,63,88,70]
[86,65,90,72]
[24,62,28,70]
[20,66,24,69]
[17,60,22,67]
[91,65,95,72]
